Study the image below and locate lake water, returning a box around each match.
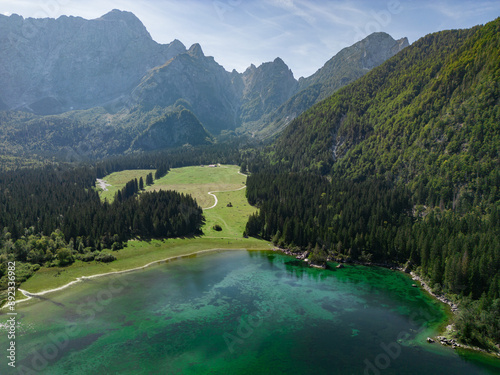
[1,250,499,374]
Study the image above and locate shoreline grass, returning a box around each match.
[18,237,271,295]
[20,237,272,294]
[18,165,268,295]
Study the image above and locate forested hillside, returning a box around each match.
[269,19,499,207]
[0,143,244,301]
[243,19,500,351]
[253,32,408,137]
[0,105,213,160]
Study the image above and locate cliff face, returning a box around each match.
[254,32,410,137]
[0,10,410,157]
[130,43,241,135]
[238,58,298,124]
[130,47,300,134]
[298,32,409,95]
[0,9,186,114]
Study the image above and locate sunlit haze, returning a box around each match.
[1,1,499,80]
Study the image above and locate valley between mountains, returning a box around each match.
[0,8,499,372]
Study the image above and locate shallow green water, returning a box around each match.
[1,250,499,374]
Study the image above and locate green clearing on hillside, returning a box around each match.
[98,165,253,235]
[19,165,267,294]
[147,164,246,208]
[98,169,155,202]
[203,189,253,238]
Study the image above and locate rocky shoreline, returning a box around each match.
[273,246,500,358]
[410,272,459,313]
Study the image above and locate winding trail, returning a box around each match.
[203,170,248,210]
[5,169,252,308]
[204,185,247,210]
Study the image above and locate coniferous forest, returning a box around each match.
[0,143,243,292]
[244,173,499,349]
[240,20,500,350]
[0,15,498,355]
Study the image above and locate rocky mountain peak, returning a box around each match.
[188,43,205,58]
[96,9,153,40]
[0,10,187,114]
[238,58,298,123]
[170,39,187,50]
[0,10,411,142]
[273,57,286,66]
[254,31,410,137]
[298,32,409,91]
[99,9,137,20]
[395,37,410,51]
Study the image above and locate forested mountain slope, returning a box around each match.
[253,32,408,137]
[244,19,500,351]
[271,19,499,208]
[0,105,213,160]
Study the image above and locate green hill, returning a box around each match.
[0,106,213,160]
[272,19,499,208]
[245,19,500,351]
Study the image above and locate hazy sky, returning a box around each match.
[1,0,499,78]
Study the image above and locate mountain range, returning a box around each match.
[0,9,408,158]
[0,8,499,354]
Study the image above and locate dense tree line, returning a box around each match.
[0,166,203,245]
[245,172,499,350]
[0,142,244,305]
[0,142,242,275]
[0,166,204,305]
[0,142,246,274]
[239,20,500,350]
[93,142,242,179]
[245,173,500,302]
[0,142,241,243]
[63,179,203,245]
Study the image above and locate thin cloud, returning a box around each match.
[1,0,499,78]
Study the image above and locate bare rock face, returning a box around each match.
[130,43,241,135]
[299,32,409,93]
[0,9,186,114]
[130,46,299,134]
[238,58,298,124]
[256,32,409,137]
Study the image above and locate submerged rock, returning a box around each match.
[310,263,326,269]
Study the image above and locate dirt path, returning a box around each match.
[8,248,246,306]
[204,185,247,210]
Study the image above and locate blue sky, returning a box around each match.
[2,0,499,78]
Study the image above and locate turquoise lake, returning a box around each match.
[1,250,499,374]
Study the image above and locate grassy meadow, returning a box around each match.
[98,169,155,202]
[19,165,269,294]
[147,164,246,208]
